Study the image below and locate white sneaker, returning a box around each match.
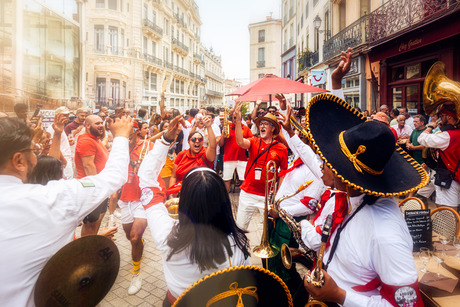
[113,210,122,219]
[128,273,142,295]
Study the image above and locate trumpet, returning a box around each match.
[304,214,333,307]
[253,160,279,259]
[273,180,316,270]
[133,135,150,174]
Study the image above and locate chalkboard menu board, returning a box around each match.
[405,210,432,252]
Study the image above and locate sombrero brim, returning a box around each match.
[254,116,280,135]
[306,94,429,197]
[173,265,292,307]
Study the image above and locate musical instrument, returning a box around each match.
[253,160,279,258]
[290,115,309,140]
[133,135,150,174]
[273,180,316,270]
[165,197,179,219]
[423,61,460,122]
[304,215,333,307]
[223,105,230,138]
[34,235,120,307]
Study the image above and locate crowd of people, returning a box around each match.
[0,48,458,307]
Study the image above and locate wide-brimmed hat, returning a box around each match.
[173,265,292,307]
[254,113,280,135]
[305,94,428,197]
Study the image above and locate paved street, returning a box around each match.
[95,190,264,307]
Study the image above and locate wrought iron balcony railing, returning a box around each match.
[206,71,223,82]
[172,37,189,53]
[143,18,163,36]
[323,15,368,62]
[174,65,189,75]
[257,61,265,68]
[143,53,163,66]
[207,90,224,97]
[164,61,174,70]
[311,50,319,66]
[297,52,312,72]
[194,53,204,62]
[110,46,124,56]
[368,0,459,44]
[173,13,186,28]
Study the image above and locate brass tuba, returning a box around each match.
[253,160,279,258]
[423,61,460,122]
[273,180,316,270]
[304,214,333,307]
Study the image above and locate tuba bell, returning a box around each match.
[253,160,279,259]
[423,61,460,122]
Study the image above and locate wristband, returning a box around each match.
[162,132,174,144]
[427,125,435,129]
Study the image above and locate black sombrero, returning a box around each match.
[305,94,428,197]
[173,265,292,307]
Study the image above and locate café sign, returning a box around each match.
[398,38,422,53]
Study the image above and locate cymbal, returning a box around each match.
[34,235,120,307]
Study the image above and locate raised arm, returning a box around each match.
[234,102,251,149]
[204,115,217,162]
[250,98,262,121]
[49,113,65,160]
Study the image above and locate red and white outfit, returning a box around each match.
[137,140,250,300]
[236,137,288,230]
[418,129,460,207]
[174,147,214,183]
[222,122,253,181]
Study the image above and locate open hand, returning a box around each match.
[275,93,288,111]
[331,48,352,89]
[107,115,133,138]
[52,113,67,134]
[234,102,242,123]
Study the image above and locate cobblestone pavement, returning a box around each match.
[96,190,264,307]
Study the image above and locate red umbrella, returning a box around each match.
[227,74,328,102]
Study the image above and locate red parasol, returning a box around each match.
[227,74,328,102]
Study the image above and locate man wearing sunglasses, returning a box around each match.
[233,103,288,231]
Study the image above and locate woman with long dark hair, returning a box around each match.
[28,155,63,185]
[138,116,250,306]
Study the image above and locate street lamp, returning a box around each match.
[313,15,331,36]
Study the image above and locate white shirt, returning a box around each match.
[0,137,129,307]
[47,125,73,179]
[405,116,415,129]
[181,120,193,151]
[391,124,413,138]
[138,140,250,298]
[417,130,451,151]
[325,197,418,306]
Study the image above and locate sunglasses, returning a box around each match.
[269,110,276,114]
[191,137,203,143]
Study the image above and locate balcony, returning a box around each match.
[206,71,223,82]
[289,38,294,48]
[174,65,189,76]
[311,50,319,66]
[109,46,124,56]
[194,53,204,62]
[143,53,163,66]
[297,51,312,72]
[171,37,189,54]
[173,12,186,28]
[368,0,459,45]
[143,18,163,37]
[323,15,368,62]
[256,61,265,68]
[164,61,174,70]
[207,90,224,97]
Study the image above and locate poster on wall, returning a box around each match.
[311,70,327,85]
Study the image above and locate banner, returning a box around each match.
[311,70,326,85]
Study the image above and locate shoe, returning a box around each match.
[113,210,122,219]
[128,273,142,295]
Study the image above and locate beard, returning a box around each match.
[89,126,102,138]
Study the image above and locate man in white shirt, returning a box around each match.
[0,116,132,307]
[400,107,415,129]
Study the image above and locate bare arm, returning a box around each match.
[159,91,167,119]
[217,135,224,147]
[204,117,217,162]
[234,102,251,149]
[49,113,66,160]
[81,155,98,176]
[250,98,262,121]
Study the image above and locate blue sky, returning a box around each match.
[195,0,281,84]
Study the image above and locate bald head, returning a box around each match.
[85,115,101,125]
[85,115,104,138]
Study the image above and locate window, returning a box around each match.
[96,0,104,8]
[258,30,265,43]
[258,73,265,79]
[108,0,117,10]
[181,81,184,94]
[143,36,148,54]
[144,4,148,20]
[120,29,124,49]
[108,27,118,54]
[150,73,157,91]
[94,25,104,53]
[151,41,156,56]
[152,10,156,24]
[306,1,309,17]
[144,71,149,91]
[258,48,265,62]
[111,79,120,105]
[96,78,106,104]
[170,78,175,92]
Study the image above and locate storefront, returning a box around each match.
[368,11,460,116]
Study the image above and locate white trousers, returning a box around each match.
[236,190,265,231]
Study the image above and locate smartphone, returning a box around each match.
[32,104,43,118]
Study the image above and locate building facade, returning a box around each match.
[84,0,223,114]
[248,17,281,83]
[203,46,225,106]
[0,0,82,113]
[281,0,296,81]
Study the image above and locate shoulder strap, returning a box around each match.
[245,141,279,178]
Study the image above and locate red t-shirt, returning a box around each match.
[75,133,109,179]
[174,147,214,182]
[240,137,288,196]
[223,123,253,162]
[119,138,154,202]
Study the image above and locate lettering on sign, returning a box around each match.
[405,210,431,252]
[398,38,423,53]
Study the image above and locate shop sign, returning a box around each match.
[398,38,423,53]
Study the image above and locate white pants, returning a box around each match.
[118,200,147,224]
[236,190,265,231]
[223,160,247,181]
[435,180,460,208]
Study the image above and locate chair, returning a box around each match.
[398,197,426,215]
[430,207,460,242]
